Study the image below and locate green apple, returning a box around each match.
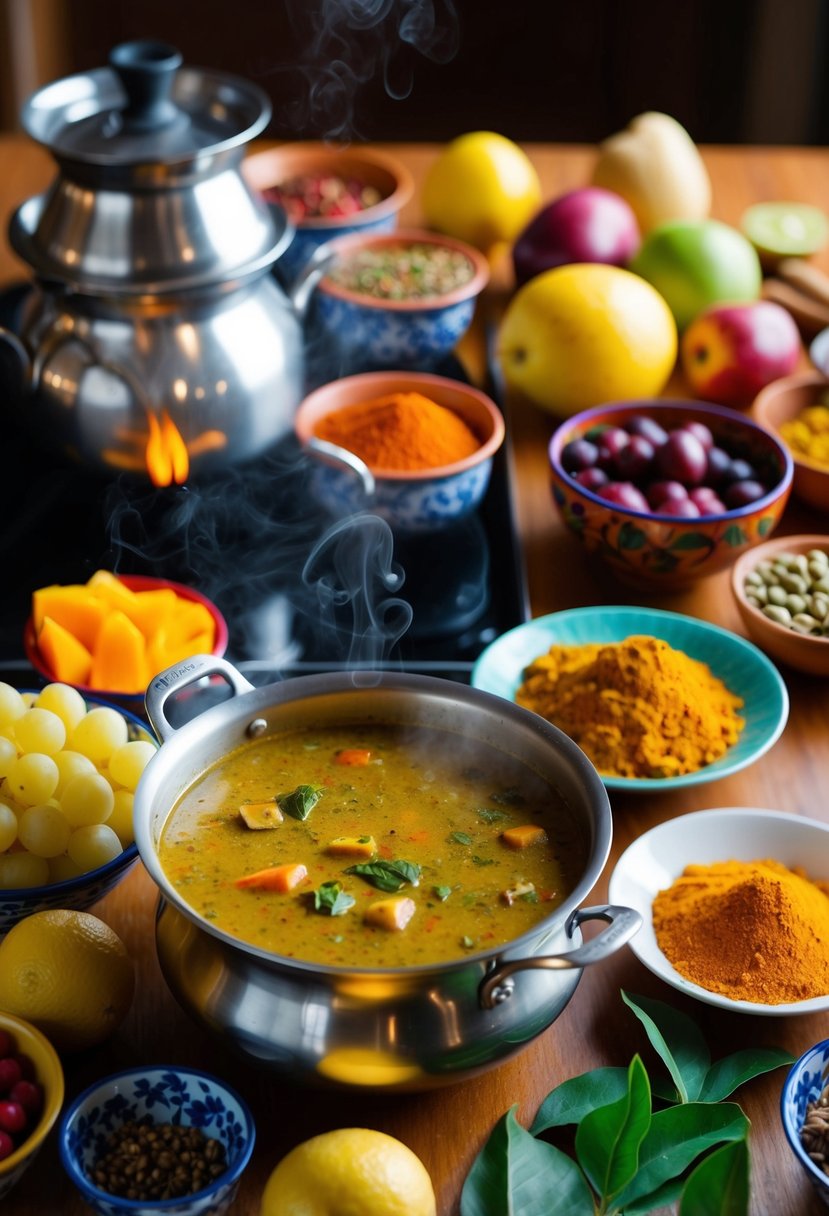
[630,219,762,330]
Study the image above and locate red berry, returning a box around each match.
[0,1030,13,1057]
[0,1130,14,1161]
[13,1054,35,1081]
[10,1080,42,1117]
[0,1057,22,1094]
[0,1101,27,1134]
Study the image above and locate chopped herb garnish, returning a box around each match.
[477,807,511,824]
[491,788,526,806]
[313,880,355,916]
[520,890,540,903]
[449,831,473,846]
[277,784,323,821]
[433,885,453,901]
[344,859,421,892]
[472,855,495,867]
[357,836,372,844]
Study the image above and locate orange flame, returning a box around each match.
[145,409,190,487]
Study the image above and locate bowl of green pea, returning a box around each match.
[731,534,829,675]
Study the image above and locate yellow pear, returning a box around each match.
[592,112,712,234]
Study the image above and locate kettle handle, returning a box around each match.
[288,242,337,319]
[478,904,643,1009]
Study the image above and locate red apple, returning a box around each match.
[513,187,641,285]
[680,300,800,407]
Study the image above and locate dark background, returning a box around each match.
[24,0,829,145]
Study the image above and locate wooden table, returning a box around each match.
[3,137,829,1215]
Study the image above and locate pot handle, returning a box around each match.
[478,904,643,1010]
[145,654,256,744]
[288,241,337,319]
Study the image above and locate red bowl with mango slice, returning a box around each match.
[24,573,228,703]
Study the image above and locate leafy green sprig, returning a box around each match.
[460,990,792,1216]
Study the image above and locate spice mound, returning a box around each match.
[314,391,481,472]
[89,1119,228,1201]
[516,635,744,779]
[653,858,829,1004]
[779,397,829,467]
[326,242,476,300]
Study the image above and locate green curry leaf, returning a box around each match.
[679,1139,749,1215]
[460,1106,594,1216]
[575,1054,651,1203]
[344,859,421,892]
[622,991,710,1104]
[433,885,453,901]
[277,784,323,821]
[449,831,473,845]
[313,880,355,916]
[531,1066,629,1133]
[699,1047,795,1103]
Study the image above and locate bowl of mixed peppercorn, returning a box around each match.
[782,1038,829,1207]
[58,1065,255,1216]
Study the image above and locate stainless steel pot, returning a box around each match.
[0,42,304,478]
[135,656,641,1089]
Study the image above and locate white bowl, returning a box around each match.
[608,807,829,1015]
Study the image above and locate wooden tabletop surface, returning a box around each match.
[3,136,829,1215]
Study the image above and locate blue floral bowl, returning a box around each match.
[293,228,490,368]
[58,1066,256,1216]
[0,693,155,936]
[295,369,505,534]
[782,1040,829,1207]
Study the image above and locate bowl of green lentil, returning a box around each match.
[291,227,490,367]
[731,534,829,675]
[58,1065,255,1216]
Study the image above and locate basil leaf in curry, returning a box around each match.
[313,880,355,916]
[449,831,473,845]
[345,859,422,892]
[433,885,453,901]
[277,784,323,821]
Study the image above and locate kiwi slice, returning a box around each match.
[741,201,829,260]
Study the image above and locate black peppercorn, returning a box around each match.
[89,1119,228,1202]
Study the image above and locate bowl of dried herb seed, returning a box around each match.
[58,1065,255,1216]
[781,1038,829,1206]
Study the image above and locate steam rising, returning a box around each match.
[266,0,459,138]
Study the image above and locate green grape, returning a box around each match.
[109,740,156,791]
[36,683,87,733]
[0,802,18,851]
[0,851,49,888]
[49,853,84,883]
[0,736,17,780]
[108,789,135,846]
[68,823,123,872]
[70,707,129,765]
[7,753,60,806]
[59,771,115,827]
[0,682,26,728]
[15,707,67,757]
[54,750,97,796]
[19,803,72,858]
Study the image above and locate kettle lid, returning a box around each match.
[22,41,271,166]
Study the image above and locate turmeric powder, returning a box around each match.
[313,391,480,471]
[653,858,829,1004]
[516,635,744,779]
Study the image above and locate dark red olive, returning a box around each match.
[656,430,708,486]
[659,498,701,518]
[625,415,668,447]
[574,467,610,491]
[705,446,732,486]
[646,480,688,510]
[561,438,600,474]
[680,420,714,451]
[597,481,650,512]
[615,436,656,481]
[724,479,768,508]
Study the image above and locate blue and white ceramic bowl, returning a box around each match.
[782,1040,829,1206]
[294,228,490,367]
[59,1066,256,1216]
[0,693,154,936]
[295,369,505,534]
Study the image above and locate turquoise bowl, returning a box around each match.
[470,605,789,793]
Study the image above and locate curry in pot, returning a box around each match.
[158,723,586,967]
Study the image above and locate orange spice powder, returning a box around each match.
[313,391,480,471]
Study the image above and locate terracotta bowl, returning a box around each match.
[242,142,414,280]
[294,369,505,533]
[753,371,829,514]
[294,227,490,368]
[731,534,829,675]
[0,1012,64,1202]
[548,399,793,588]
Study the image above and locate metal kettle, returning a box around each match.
[0,41,304,482]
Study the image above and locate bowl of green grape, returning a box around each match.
[0,680,156,935]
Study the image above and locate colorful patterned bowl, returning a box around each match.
[292,228,489,368]
[294,369,505,533]
[0,1012,64,1202]
[59,1065,256,1216]
[0,693,154,936]
[782,1039,829,1207]
[242,142,414,281]
[548,399,793,587]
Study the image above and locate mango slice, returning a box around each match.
[32,586,107,651]
[37,617,93,685]
[89,610,149,694]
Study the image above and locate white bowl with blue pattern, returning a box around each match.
[0,694,154,936]
[782,1040,829,1206]
[59,1066,256,1216]
[295,369,505,534]
[292,228,490,367]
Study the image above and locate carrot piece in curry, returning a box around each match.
[500,824,549,850]
[325,835,377,858]
[335,748,372,766]
[364,895,416,931]
[235,863,308,892]
[238,801,284,829]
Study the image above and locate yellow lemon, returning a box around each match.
[497,262,678,417]
[422,130,542,254]
[0,909,134,1052]
[261,1127,436,1216]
